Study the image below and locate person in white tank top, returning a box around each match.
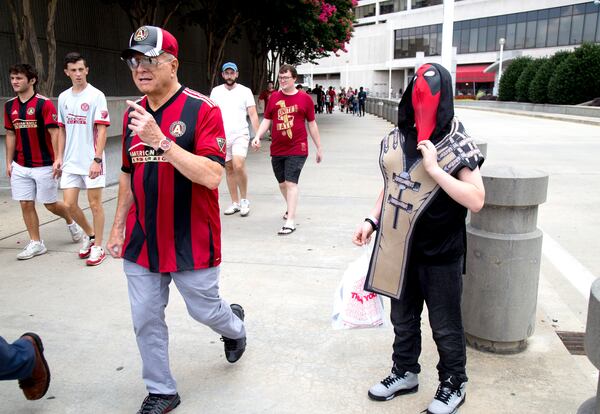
[55,52,110,266]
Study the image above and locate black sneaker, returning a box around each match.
[221,304,246,363]
[136,393,180,414]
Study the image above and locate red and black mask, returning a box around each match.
[412,64,441,142]
[397,62,454,146]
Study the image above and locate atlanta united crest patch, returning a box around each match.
[27,107,35,115]
[169,121,186,137]
[134,26,149,42]
[216,138,226,152]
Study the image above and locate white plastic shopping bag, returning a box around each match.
[332,239,385,329]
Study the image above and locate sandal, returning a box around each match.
[277,226,296,235]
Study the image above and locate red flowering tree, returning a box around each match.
[244,0,356,89]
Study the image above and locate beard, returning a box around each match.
[225,79,236,86]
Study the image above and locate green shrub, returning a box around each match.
[515,59,538,102]
[548,43,600,105]
[529,51,571,103]
[498,57,532,101]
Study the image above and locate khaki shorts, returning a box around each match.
[10,162,58,204]
[225,132,250,162]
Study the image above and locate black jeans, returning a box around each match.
[390,258,467,383]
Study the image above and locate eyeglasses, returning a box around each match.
[278,76,293,81]
[123,55,175,70]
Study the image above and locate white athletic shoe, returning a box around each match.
[240,199,250,217]
[224,202,241,215]
[17,240,47,260]
[67,222,83,242]
[368,368,419,401]
[86,245,106,266]
[79,235,94,259]
[427,379,466,414]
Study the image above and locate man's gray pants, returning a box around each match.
[124,260,245,395]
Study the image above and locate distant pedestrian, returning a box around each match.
[56,52,110,266]
[210,62,260,217]
[352,88,359,115]
[258,80,275,113]
[4,63,80,260]
[346,87,354,114]
[107,25,246,414]
[358,86,367,117]
[0,333,50,400]
[327,86,336,114]
[251,64,323,235]
[315,85,325,114]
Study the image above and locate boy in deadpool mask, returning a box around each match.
[353,63,485,414]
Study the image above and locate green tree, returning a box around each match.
[548,43,600,105]
[498,56,532,102]
[245,0,356,89]
[7,0,58,96]
[103,0,185,30]
[515,59,538,102]
[528,51,571,104]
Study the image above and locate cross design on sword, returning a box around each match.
[387,171,421,229]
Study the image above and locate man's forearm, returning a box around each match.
[307,121,322,150]
[162,143,223,189]
[49,128,59,155]
[94,125,108,157]
[57,126,66,159]
[255,118,271,139]
[5,131,16,166]
[112,172,134,232]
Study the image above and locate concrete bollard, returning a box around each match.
[578,279,600,414]
[384,101,391,122]
[462,165,549,353]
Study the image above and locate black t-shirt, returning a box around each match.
[404,137,468,265]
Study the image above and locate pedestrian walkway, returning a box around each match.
[0,110,597,413]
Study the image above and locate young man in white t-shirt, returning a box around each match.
[210,62,259,217]
[55,52,110,266]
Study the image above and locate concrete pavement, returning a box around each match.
[0,109,598,413]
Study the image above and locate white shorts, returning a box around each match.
[60,171,106,189]
[10,161,58,204]
[225,133,249,162]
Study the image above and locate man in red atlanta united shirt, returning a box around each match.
[251,64,323,235]
[106,25,246,414]
[4,63,80,260]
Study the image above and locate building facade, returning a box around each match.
[298,0,600,97]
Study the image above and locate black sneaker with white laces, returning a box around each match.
[136,393,180,414]
[427,377,466,414]
[368,366,419,401]
[221,304,246,363]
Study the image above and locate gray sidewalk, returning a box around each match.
[0,110,597,413]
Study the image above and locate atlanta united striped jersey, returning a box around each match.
[4,94,58,167]
[121,86,227,273]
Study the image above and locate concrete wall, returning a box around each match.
[455,100,600,119]
[0,95,263,188]
[0,0,254,97]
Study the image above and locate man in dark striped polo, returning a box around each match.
[106,26,246,414]
[4,63,81,260]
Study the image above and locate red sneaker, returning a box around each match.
[86,245,106,266]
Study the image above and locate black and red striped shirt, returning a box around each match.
[4,94,58,167]
[121,86,227,273]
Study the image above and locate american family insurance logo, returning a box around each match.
[128,142,167,164]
